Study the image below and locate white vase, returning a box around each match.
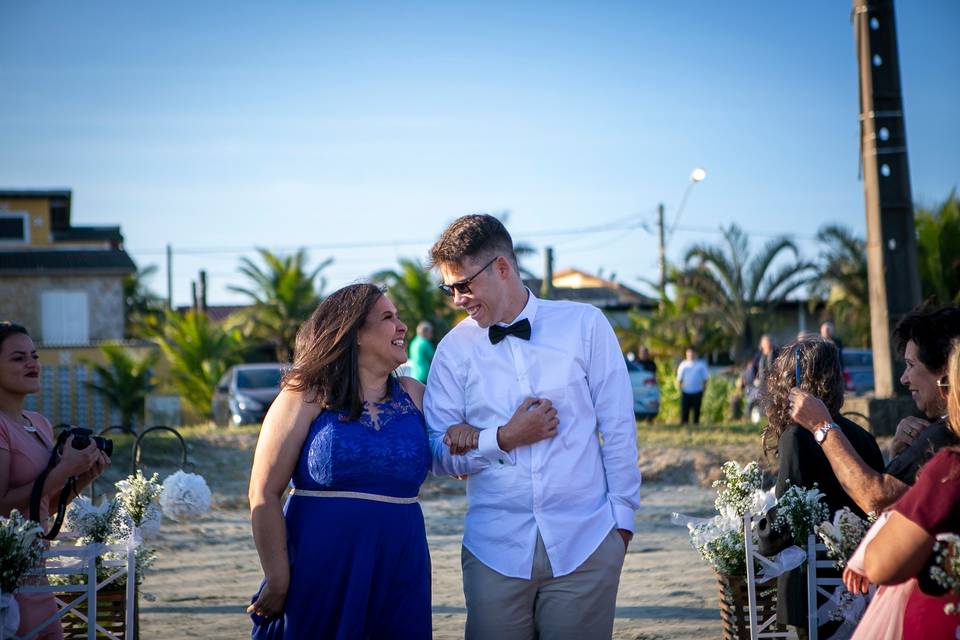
[0,592,20,640]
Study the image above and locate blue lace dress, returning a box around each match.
[251,379,432,640]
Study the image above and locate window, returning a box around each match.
[0,212,29,243]
[41,291,89,344]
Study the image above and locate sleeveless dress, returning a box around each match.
[251,379,432,640]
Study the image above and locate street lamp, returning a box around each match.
[658,168,707,305]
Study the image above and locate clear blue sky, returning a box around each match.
[1,1,957,306]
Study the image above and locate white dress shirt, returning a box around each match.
[424,290,641,579]
[676,359,710,393]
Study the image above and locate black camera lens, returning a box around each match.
[66,427,112,457]
[93,436,114,458]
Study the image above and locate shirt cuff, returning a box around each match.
[477,427,515,466]
[612,504,636,533]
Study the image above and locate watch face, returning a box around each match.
[815,428,827,443]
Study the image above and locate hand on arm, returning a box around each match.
[495,398,559,452]
[891,416,931,456]
[444,423,480,455]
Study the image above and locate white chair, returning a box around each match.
[743,514,798,640]
[11,533,136,640]
[805,535,844,640]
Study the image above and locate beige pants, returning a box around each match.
[461,527,626,640]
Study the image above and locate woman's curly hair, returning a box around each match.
[761,336,845,457]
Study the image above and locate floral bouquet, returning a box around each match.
[684,461,774,576]
[115,471,163,539]
[816,507,873,570]
[770,483,829,543]
[0,510,44,636]
[930,533,960,616]
[159,471,211,521]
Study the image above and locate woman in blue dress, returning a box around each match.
[247,283,432,639]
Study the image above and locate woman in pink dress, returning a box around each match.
[0,322,110,640]
[862,339,960,640]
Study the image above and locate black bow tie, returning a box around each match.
[488,318,532,345]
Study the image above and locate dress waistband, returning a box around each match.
[288,488,418,504]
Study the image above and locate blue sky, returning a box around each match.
[1,1,957,306]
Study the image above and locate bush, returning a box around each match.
[702,374,735,424]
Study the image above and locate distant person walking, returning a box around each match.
[408,321,435,383]
[820,321,844,368]
[676,347,709,425]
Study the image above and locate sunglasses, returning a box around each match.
[438,256,498,297]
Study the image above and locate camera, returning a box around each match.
[58,426,113,458]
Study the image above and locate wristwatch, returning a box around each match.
[814,422,838,445]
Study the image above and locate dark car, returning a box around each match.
[842,348,874,396]
[212,363,285,427]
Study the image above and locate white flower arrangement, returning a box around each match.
[771,483,829,543]
[686,460,772,576]
[160,471,211,522]
[0,510,44,593]
[816,507,871,570]
[115,471,163,534]
[930,533,960,616]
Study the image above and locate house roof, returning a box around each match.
[0,190,72,199]
[51,226,124,244]
[0,249,137,274]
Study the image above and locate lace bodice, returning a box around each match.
[292,379,430,499]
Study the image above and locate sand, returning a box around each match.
[137,481,724,639]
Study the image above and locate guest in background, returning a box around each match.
[676,347,709,425]
[636,346,657,375]
[407,321,435,384]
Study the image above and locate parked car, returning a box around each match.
[842,348,874,396]
[212,363,285,427]
[626,358,660,421]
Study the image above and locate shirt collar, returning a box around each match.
[496,288,538,327]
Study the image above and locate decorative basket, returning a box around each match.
[56,583,128,640]
[716,572,782,640]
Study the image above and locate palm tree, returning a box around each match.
[124,264,165,338]
[812,225,870,346]
[915,189,960,304]
[228,248,332,362]
[373,258,460,340]
[84,345,160,431]
[152,310,246,419]
[677,224,816,361]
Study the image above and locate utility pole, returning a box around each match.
[853,0,921,398]
[657,203,666,309]
[541,247,554,300]
[165,244,173,311]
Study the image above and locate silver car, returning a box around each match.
[212,363,285,427]
[626,359,660,421]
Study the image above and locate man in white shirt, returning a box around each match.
[676,347,709,424]
[424,214,642,640]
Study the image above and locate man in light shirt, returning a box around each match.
[423,214,641,640]
[676,347,709,424]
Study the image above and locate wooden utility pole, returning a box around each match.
[657,203,666,309]
[853,0,921,397]
[541,247,555,300]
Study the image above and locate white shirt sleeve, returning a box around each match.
[423,339,495,477]
[586,310,642,532]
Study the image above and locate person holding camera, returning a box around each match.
[0,322,110,640]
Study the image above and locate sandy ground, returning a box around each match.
[138,480,723,639]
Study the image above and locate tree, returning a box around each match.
[124,264,165,338]
[372,258,460,340]
[152,310,246,419]
[85,345,159,431]
[811,225,870,347]
[915,189,960,304]
[228,248,332,362]
[676,224,816,361]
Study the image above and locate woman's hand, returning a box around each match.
[444,423,480,455]
[246,576,288,619]
[57,437,101,477]
[843,566,870,594]
[77,449,111,486]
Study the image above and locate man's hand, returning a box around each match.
[444,423,480,456]
[891,416,931,456]
[496,398,559,452]
[788,388,832,432]
[617,528,633,551]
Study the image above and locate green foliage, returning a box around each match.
[152,310,246,419]
[372,258,459,340]
[85,344,160,430]
[702,374,735,425]
[619,283,727,361]
[812,225,870,347]
[916,189,960,305]
[677,224,816,361]
[124,264,165,338]
[655,358,680,423]
[228,248,331,362]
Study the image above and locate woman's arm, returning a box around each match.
[246,388,317,619]
[0,438,100,518]
[863,511,934,585]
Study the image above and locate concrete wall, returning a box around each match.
[0,275,126,343]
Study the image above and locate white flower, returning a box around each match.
[160,471,211,521]
[749,488,777,516]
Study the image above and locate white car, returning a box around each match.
[626,359,660,421]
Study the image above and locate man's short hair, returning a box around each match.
[429,214,518,270]
[892,304,960,372]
